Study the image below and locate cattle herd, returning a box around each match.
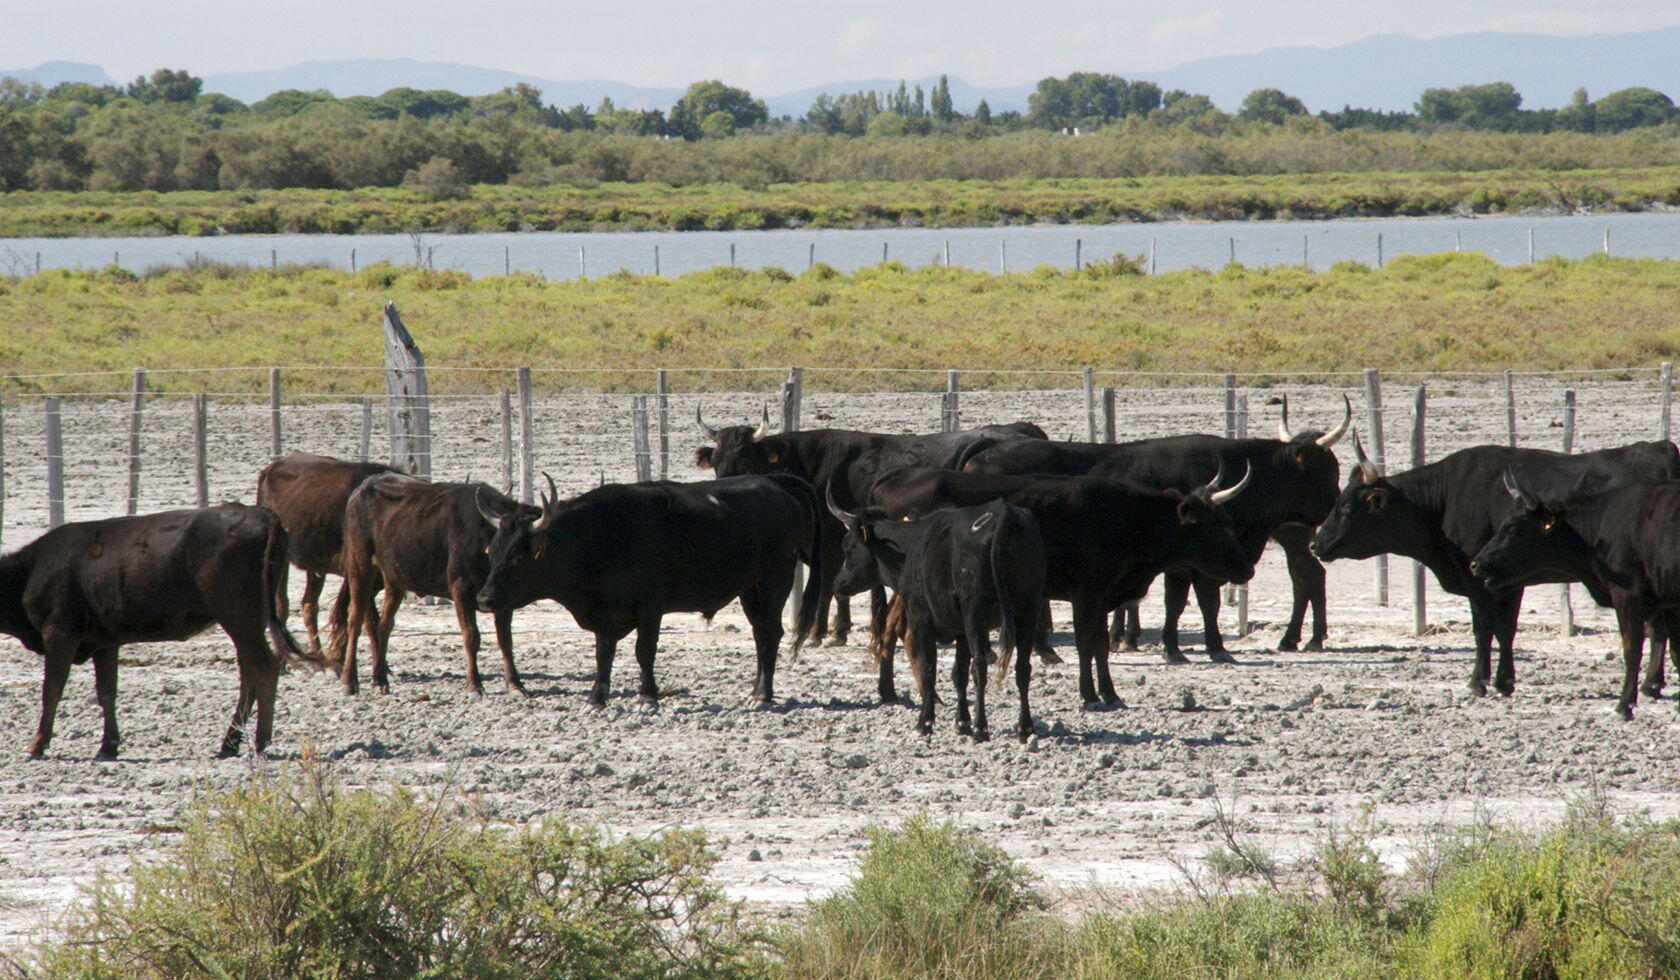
[3,393,1679,760]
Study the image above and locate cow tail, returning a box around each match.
[792,478,824,655]
[261,516,317,671]
[990,504,1017,665]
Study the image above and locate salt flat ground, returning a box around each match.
[2,379,1677,945]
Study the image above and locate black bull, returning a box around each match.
[475,474,823,706]
[693,407,1047,645]
[1312,437,1680,697]
[829,496,1048,742]
[953,400,1349,660]
[1472,471,1680,719]
[0,503,305,759]
[864,467,1256,705]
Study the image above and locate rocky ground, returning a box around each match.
[2,377,1677,947]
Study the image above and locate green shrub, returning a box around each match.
[32,760,764,979]
[778,814,1056,980]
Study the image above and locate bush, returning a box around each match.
[403,156,470,201]
[778,813,1056,979]
[32,760,764,979]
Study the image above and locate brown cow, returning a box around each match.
[256,451,397,663]
[0,503,303,759]
[340,474,536,695]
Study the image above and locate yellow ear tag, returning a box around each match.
[531,539,546,559]
[1541,516,1555,531]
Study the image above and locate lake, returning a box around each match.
[3,211,1677,280]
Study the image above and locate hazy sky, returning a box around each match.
[5,0,1678,91]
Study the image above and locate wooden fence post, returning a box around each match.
[1364,368,1388,605]
[656,368,670,479]
[0,390,6,549]
[781,368,804,631]
[1234,393,1249,637]
[193,393,209,508]
[269,368,282,462]
[125,368,144,515]
[1083,367,1096,442]
[1411,385,1427,636]
[382,302,432,479]
[1660,361,1673,441]
[499,389,513,493]
[1102,386,1116,443]
[942,370,960,432]
[1504,369,1517,446]
[1223,374,1237,438]
[45,397,63,528]
[359,397,372,463]
[631,396,652,482]
[1560,389,1577,637]
[518,368,534,505]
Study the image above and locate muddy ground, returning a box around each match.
[3,378,1678,946]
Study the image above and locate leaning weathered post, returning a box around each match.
[1102,386,1116,443]
[45,397,63,528]
[1504,369,1517,446]
[269,368,282,462]
[1364,368,1388,605]
[1411,385,1427,636]
[192,393,209,508]
[125,368,145,515]
[1083,367,1096,442]
[1559,389,1577,637]
[631,396,652,482]
[382,302,432,479]
[499,389,513,493]
[517,368,534,505]
[1660,361,1674,441]
[656,369,670,478]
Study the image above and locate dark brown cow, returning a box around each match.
[340,474,536,695]
[0,504,303,759]
[256,451,397,663]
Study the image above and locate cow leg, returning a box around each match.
[633,616,663,704]
[1034,598,1062,664]
[1465,597,1494,697]
[220,625,281,757]
[1072,601,1117,705]
[828,595,852,647]
[952,637,973,737]
[1275,525,1328,652]
[493,610,527,696]
[1014,603,1036,742]
[92,647,120,761]
[324,580,352,667]
[451,582,486,696]
[370,585,404,694]
[1108,600,1141,652]
[1193,577,1234,663]
[587,632,621,706]
[1160,573,1192,664]
[299,570,325,658]
[911,628,938,735]
[1639,619,1668,699]
[218,670,254,759]
[1614,603,1647,721]
[1492,592,1522,697]
[966,606,993,742]
[341,568,374,696]
[740,589,784,705]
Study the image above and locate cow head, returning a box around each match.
[1265,394,1351,524]
[1470,470,1596,594]
[694,403,791,476]
[1311,430,1424,561]
[1161,462,1256,583]
[826,485,904,596]
[476,474,562,612]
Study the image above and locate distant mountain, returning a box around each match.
[764,76,1033,117]
[1144,26,1680,112]
[202,58,683,110]
[0,61,114,88]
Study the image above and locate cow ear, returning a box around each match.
[694,447,714,469]
[766,451,780,464]
[1175,497,1200,525]
[1366,488,1389,513]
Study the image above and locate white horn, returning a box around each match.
[752,403,772,442]
[1210,462,1252,505]
[1275,394,1293,442]
[1353,430,1379,484]
[530,473,560,532]
[694,403,719,440]
[1317,395,1353,448]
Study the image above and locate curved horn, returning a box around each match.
[694,403,719,440]
[1275,394,1293,442]
[1353,430,1379,484]
[1202,458,1227,495]
[1209,462,1252,505]
[752,403,772,442]
[530,472,560,533]
[1502,468,1540,511]
[475,486,505,529]
[1317,394,1353,448]
[824,482,857,525]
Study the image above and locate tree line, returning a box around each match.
[0,67,1674,193]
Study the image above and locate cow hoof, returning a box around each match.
[825,635,849,648]
[509,683,531,699]
[25,748,45,761]
[916,722,934,736]
[972,728,991,744]
[1466,680,1488,697]
[1017,729,1033,744]
[1494,679,1515,697]
[1161,650,1189,664]
[374,681,391,695]
[94,746,119,762]
[1208,650,1238,665]
[1617,703,1635,721]
[880,690,899,705]
[1641,682,1663,700]
[1277,637,1300,652]
[215,746,240,760]
[1304,639,1325,652]
[1035,649,1064,665]
[467,684,485,697]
